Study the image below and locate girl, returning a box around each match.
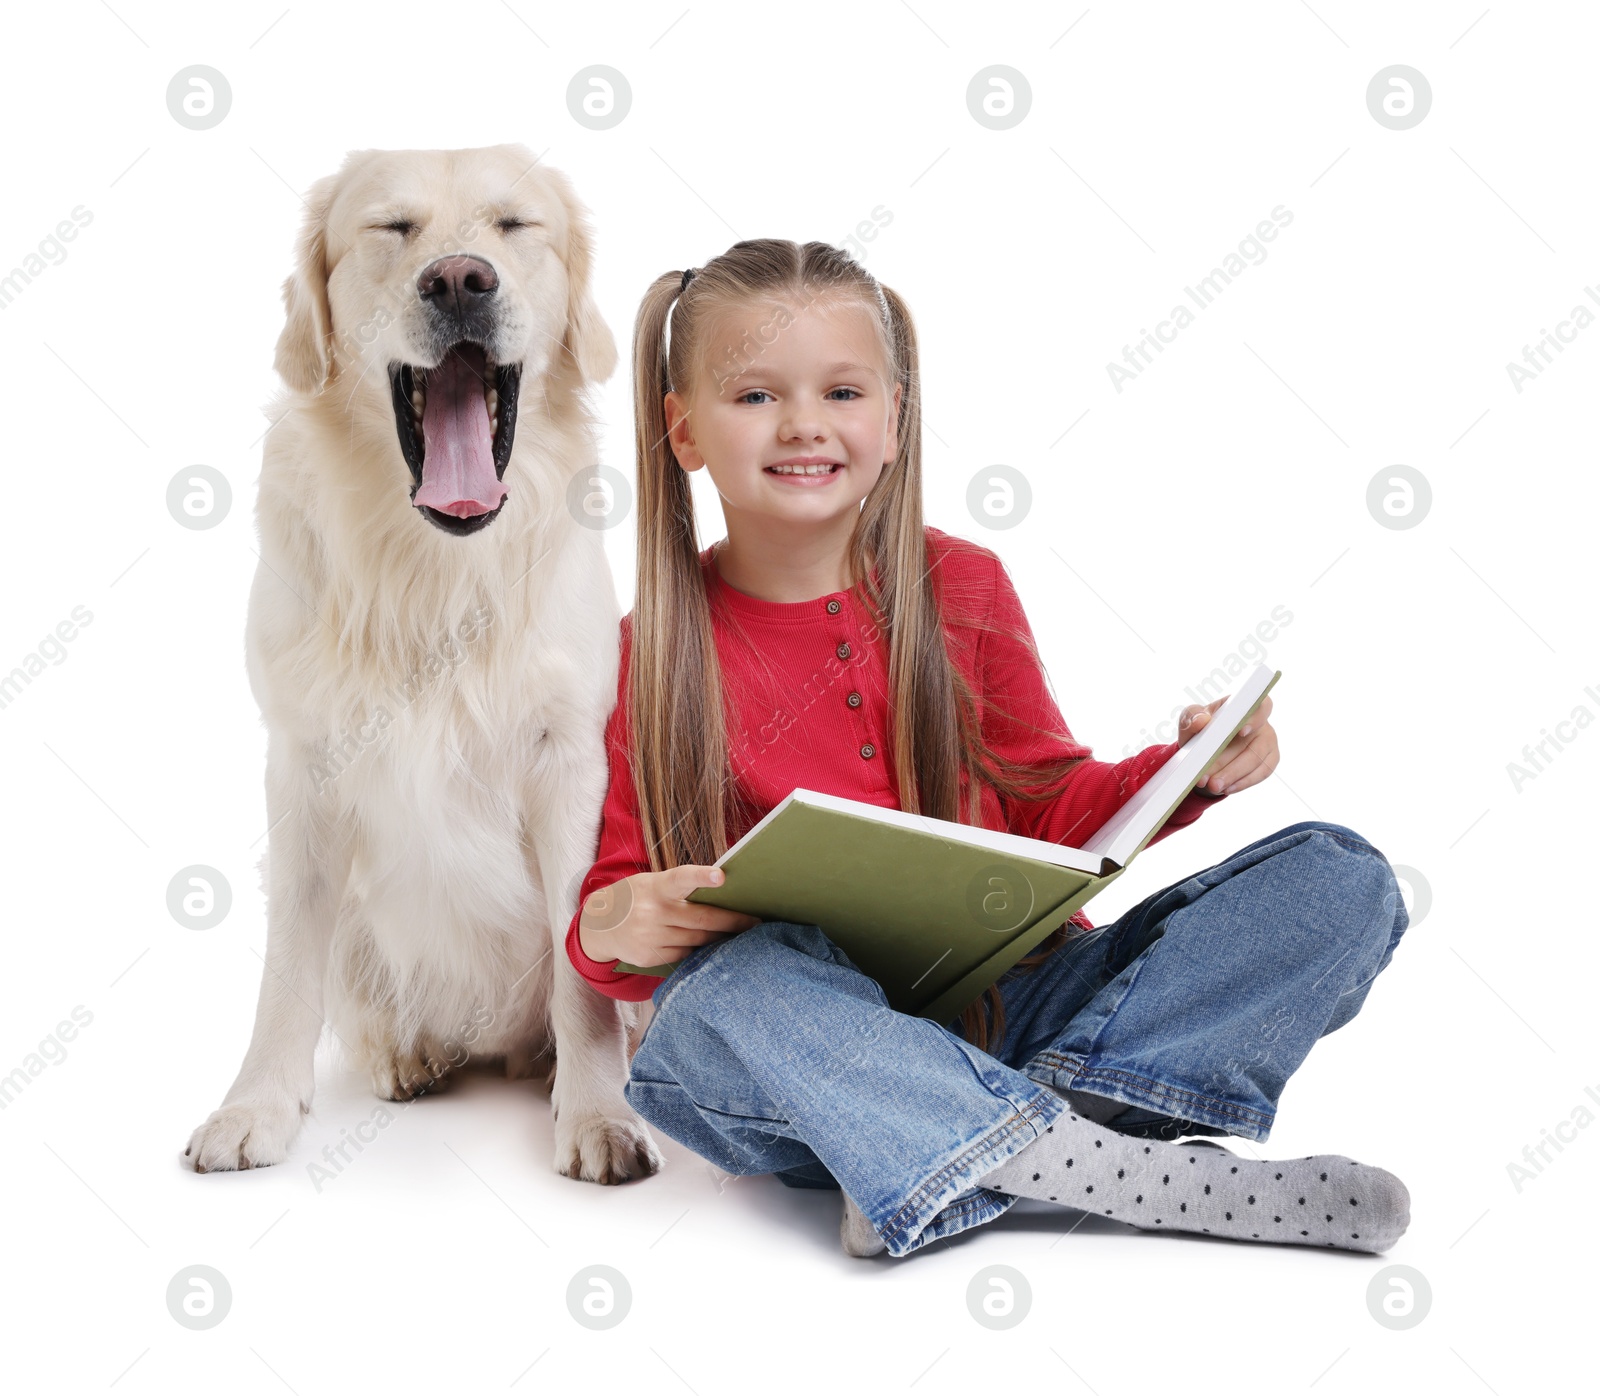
[565,239,1411,1260]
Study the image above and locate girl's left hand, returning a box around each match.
[1178,693,1278,796]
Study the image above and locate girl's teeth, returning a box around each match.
[769,464,838,474]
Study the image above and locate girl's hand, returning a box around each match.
[1177,693,1278,796]
[577,864,762,969]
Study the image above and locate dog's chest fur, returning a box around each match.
[253,517,616,990]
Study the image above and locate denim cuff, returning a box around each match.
[1023,1050,1273,1142]
[880,1084,1070,1257]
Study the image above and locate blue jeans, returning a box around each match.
[624,820,1408,1258]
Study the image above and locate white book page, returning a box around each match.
[794,789,1108,873]
[1084,664,1278,867]
[714,787,1105,874]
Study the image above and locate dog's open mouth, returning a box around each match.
[388,343,522,536]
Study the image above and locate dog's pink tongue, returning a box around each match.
[414,352,505,518]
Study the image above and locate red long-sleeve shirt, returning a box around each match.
[566,525,1226,1000]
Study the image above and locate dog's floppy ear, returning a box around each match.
[549,170,618,385]
[273,171,341,395]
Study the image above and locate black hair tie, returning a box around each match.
[680,267,697,293]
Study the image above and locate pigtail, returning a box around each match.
[628,273,736,873]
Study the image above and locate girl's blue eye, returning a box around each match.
[737,387,861,404]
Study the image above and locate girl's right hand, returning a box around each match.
[577,864,762,970]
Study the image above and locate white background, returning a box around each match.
[1,1,1594,1391]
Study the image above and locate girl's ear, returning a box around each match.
[272,170,342,395]
[885,379,903,462]
[549,169,619,385]
[663,390,704,471]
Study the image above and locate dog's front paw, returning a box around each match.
[183,1095,307,1173]
[554,1112,664,1185]
[370,1044,453,1102]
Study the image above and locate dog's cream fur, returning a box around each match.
[183,145,662,1184]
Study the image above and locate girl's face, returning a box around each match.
[664,296,901,538]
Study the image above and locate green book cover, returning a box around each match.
[612,665,1279,1025]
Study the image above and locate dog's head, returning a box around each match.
[273,144,617,537]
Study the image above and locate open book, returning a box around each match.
[613,664,1280,1025]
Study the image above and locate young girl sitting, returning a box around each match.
[565,239,1411,1260]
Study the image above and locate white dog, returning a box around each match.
[183,145,662,1185]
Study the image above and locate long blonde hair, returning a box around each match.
[629,239,1089,1051]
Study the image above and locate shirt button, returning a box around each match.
[859,742,875,759]
[847,691,862,708]
[836,641,851,660]
[826,599,841,614]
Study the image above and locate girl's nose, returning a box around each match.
[780,414,827,441]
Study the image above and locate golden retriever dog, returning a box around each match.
[183,144,662,1185]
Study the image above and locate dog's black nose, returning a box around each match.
[416,254,499,315]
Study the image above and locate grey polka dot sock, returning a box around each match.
[979,1109,1410,1253]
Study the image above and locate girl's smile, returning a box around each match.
[763,455,846,485]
